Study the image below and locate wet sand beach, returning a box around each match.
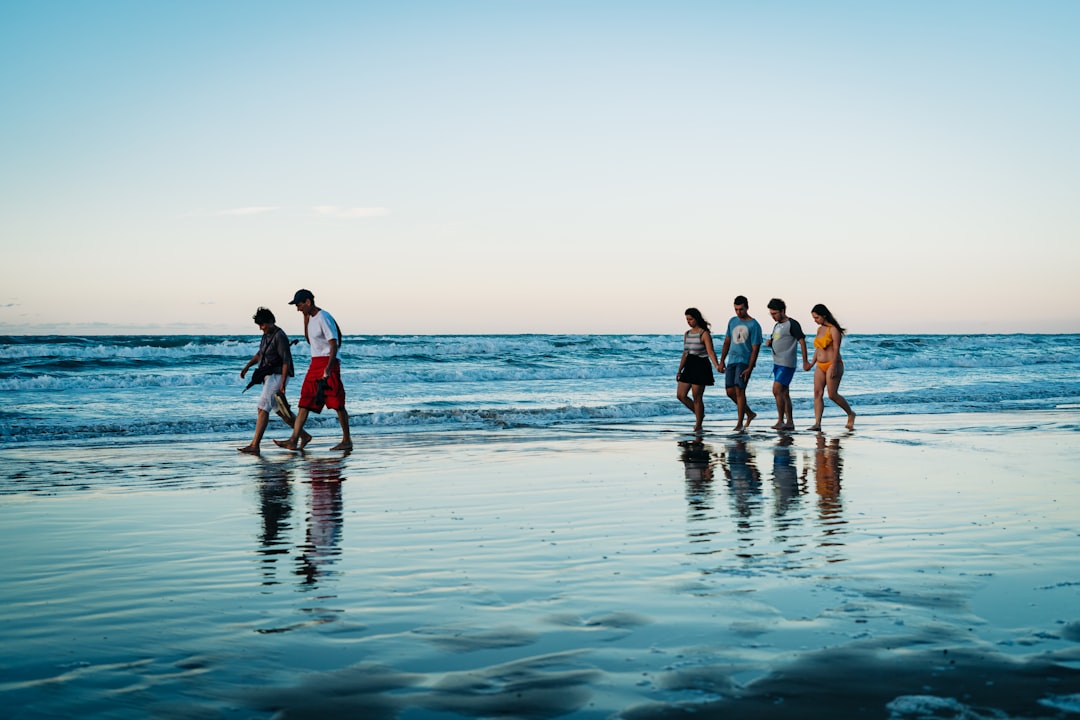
[3,411,1080,719]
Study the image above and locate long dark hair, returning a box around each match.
[684,307,711,332]
[811,303,845,335]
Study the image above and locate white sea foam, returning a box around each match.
[3,333,1079,442]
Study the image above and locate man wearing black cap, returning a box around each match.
[274,289,352,451]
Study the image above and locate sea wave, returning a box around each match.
[4,333,1079,443]
[0,400,674,442]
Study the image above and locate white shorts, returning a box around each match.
[257,374,283,413]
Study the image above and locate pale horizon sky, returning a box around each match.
[2,1,1079,336]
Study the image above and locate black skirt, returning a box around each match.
[678,353,714,386]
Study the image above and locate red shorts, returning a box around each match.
[299,357,346,412]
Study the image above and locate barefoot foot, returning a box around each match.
[237,445,260,455]
[330,441,353,451]
[273,439,300,452]
[846,413,856,430]
[806,424,821,432]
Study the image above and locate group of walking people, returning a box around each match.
[677,295,856,434]
[236,289,855,454]
[238,288,352,455]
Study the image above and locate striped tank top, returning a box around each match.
[684,330,708,357]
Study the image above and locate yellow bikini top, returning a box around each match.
[814,332,833,350]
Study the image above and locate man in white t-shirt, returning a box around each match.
[274,289,352,452]
[765,298,808,431]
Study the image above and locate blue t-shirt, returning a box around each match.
[725,316,763,365]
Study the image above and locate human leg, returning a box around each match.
[737,387,756,429]
[691,384,705,432]
[331,407,352,450]
[677,381,695,413]
[239,409,271,454]
[276,407,311,451]
[772,380,785,428]
[772,365,795,429]
[826,363,855,429]
[808,367,826,430]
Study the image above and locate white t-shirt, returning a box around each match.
[308,310,340,358]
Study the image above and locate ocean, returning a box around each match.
[4,333,1080,718]
[3,333,1079,443]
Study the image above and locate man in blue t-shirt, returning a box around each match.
[719,295,763,431]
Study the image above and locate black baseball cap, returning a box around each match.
[289,289,314,305]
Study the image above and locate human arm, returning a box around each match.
[279,361,291,391]
[703,331,721,371]
[742,344,761,381]
[323,339,338,379]
[798,338,809,369]
[273,331,292,392]
[804,334,817,371]
[719,335,730,372]
[241,352,260,378]
[677,350,688,379]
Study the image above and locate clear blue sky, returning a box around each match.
[2,1,1078,334]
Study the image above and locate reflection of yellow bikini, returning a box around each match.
[814,332,833,372]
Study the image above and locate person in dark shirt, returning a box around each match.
[238,306,310,454]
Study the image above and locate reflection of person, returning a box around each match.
[770,434,801,518]
[719,439,761,525]
[719,295,763,432]
[812,434,844,553]
[679,439,716,521]
[254,459,294,586]
[297,458,345,586]
[238,307,310,454]
[676,308,721,433]
[764,298,808,431]
[276,289,353,452]
[804,303,856,431]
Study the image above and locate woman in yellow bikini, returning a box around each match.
[803,303,856,431]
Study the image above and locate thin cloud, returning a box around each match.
[216,206,278,216]
[312,205,389,219]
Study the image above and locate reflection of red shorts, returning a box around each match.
[300,357,346,412]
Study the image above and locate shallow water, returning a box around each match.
[3,413,1080,718]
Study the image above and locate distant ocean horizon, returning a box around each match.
[3,333,1079,444]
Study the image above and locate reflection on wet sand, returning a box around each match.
[254,459,294,586]
[679,433,848,570]
[679,439,716,521]
[250,455,347,634]
[721,439,762,539]
[811,434,846,562]
[297,457,345,587]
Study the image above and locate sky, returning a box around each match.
[1,1,1078,335]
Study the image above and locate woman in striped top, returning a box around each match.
[676,307,721,433]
